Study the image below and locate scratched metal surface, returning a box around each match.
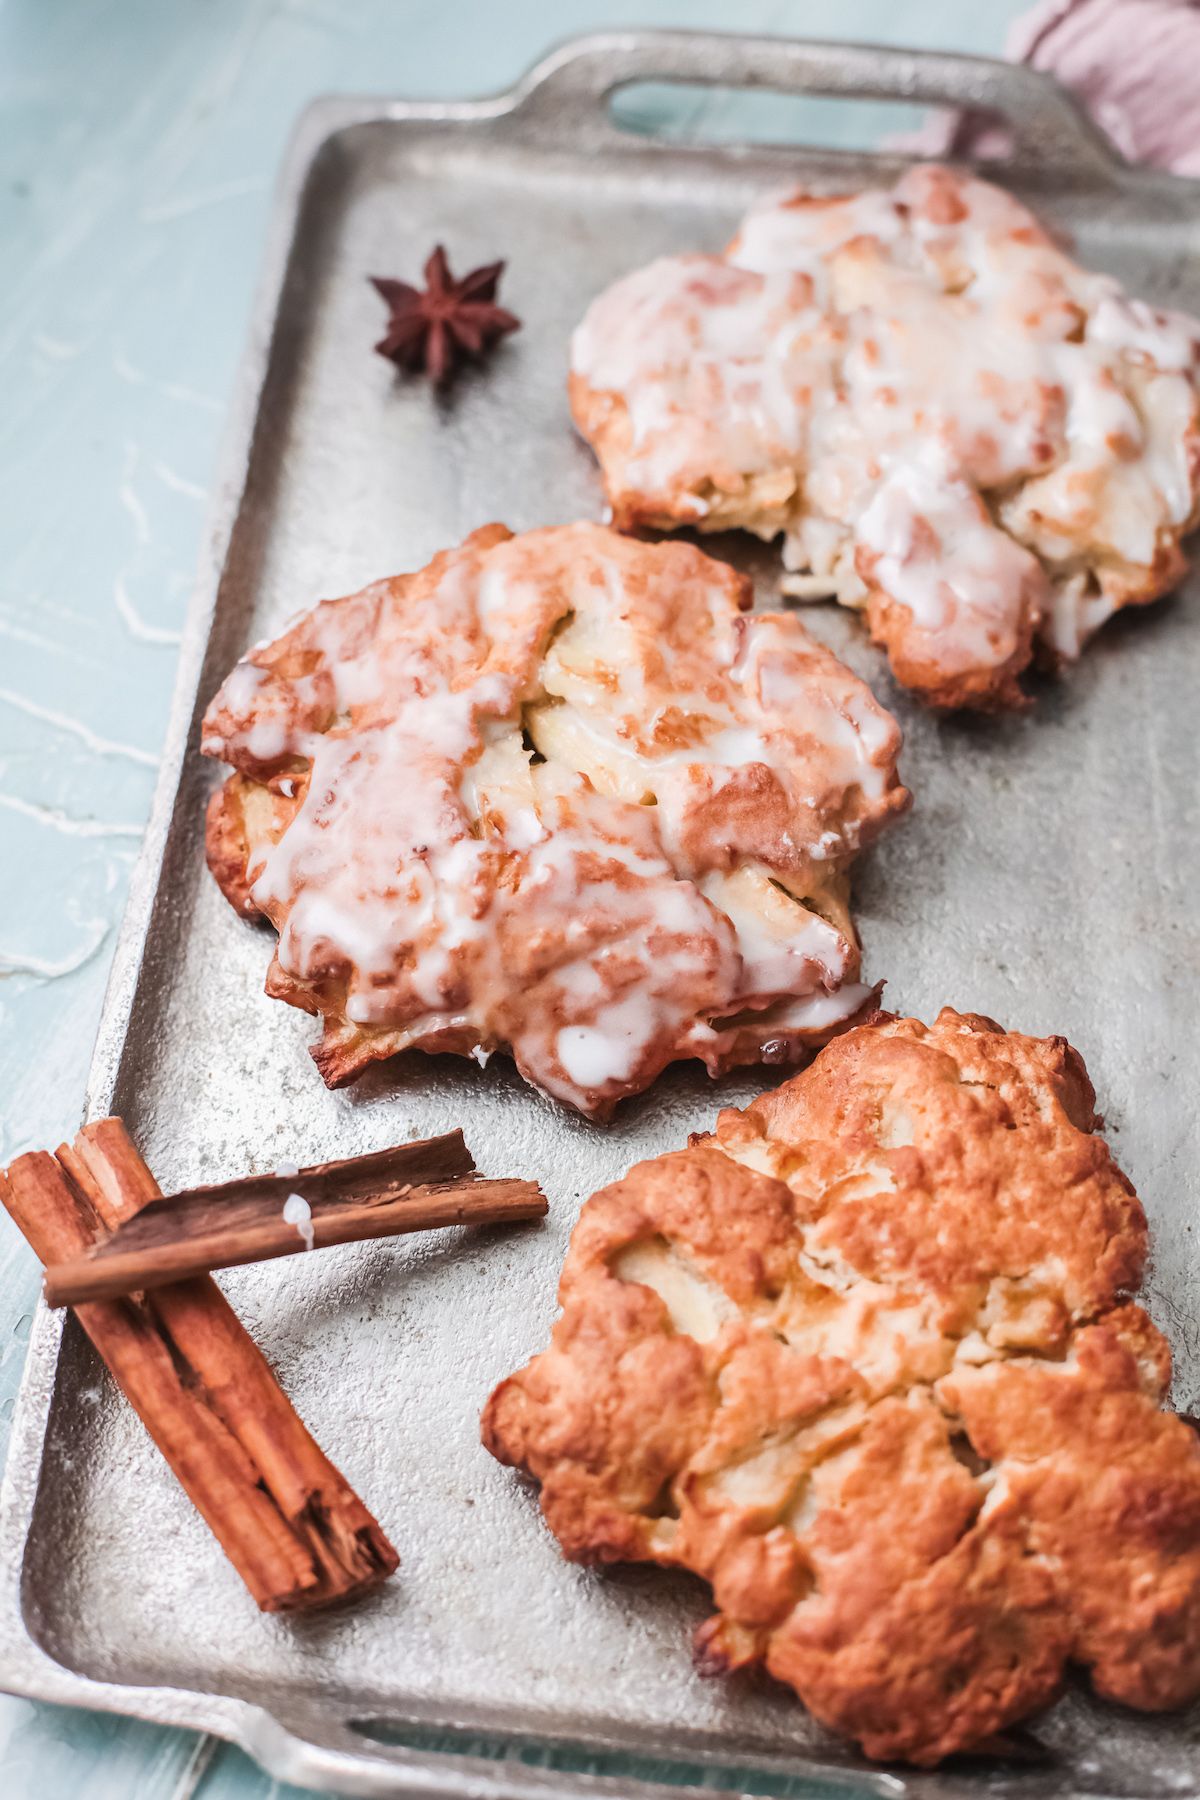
[3,18,1200,1800]
[0,6,1034,1797]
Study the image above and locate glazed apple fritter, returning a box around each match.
[201,523,908,1115]
[483,1008,1200,1762]
[570,165,1200,709]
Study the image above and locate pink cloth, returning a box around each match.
[900,0,1200,176]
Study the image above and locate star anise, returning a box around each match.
[370,246,520,386]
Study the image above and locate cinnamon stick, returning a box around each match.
[1,1120,399,1612]
[45,1170,547,1306]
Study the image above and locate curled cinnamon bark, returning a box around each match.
[43,1131,545,1305]
[1,1119,399,1612]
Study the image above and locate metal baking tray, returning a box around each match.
[2,29,1198,1800]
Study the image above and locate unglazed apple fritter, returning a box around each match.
[483,1008,1200,1763]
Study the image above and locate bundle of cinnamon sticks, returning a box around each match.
[0,1120,545,1613]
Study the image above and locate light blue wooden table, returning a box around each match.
[0,2,1027,1793]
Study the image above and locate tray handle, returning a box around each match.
[507,28,1125,180]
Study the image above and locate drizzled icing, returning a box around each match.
[202,523,908,1114]
[282,1192,315,1252]
[571,165,1200,703]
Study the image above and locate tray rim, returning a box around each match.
[2,28,1198,1800]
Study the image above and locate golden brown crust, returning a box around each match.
[205,779,262,920]
[482,1008,1200,1763]
[862,583,1037,714]
[205,774,303,920]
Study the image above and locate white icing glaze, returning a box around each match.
[855,446,1048,675]
[759,981,876,1034]
[282,1192,314,1252]
[571,166,1200,683]
[204,525,906,1113]
[571,256,838,513]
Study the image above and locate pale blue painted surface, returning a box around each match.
[0,2,1025,1793]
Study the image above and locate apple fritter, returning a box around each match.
[570,166,1200,710]
[483,1008,1200,1761]
[201,523,908,1114]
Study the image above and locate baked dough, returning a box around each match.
[201,523,908,1114]
[483,1008,1200,1760]
[570,166,1200,709]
